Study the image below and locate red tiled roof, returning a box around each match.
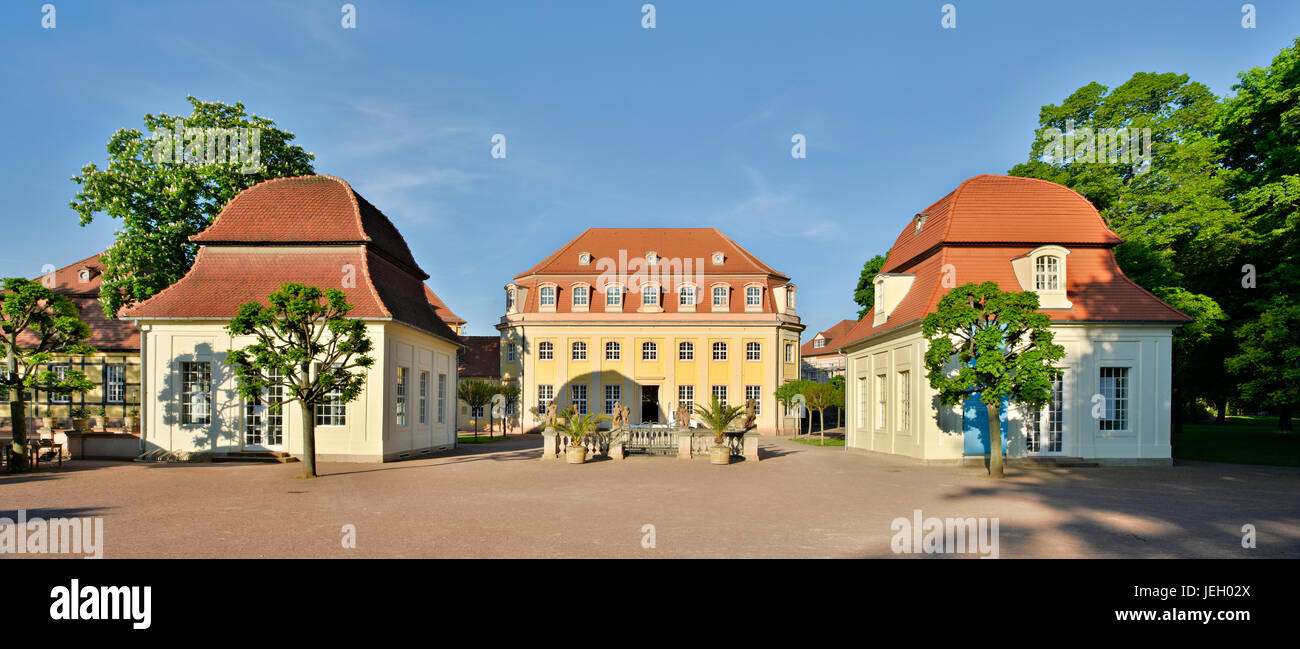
[883,174,1123,273]
[191,175,425,277]
[800,319,856,358]
[838,176,1190,350]
[16,253,139,351]
[517,228,788,278]
[458,336,500,379]
[424,285,465,325]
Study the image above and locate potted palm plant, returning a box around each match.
[95,406,108,432]
[694,396,747,465]
[124,407,139,432]
[557,408,608,464]
[40,408,57,431]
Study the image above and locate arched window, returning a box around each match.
[506,287,515,311]
[572,285,589,307]
[605,341,621,361]
[606,285,622,307]
[642,342,658,361]
[745,286,762,307]
[679,342,695,361]
[538,341,554,360]
[571,341,587,361]
[712,286,728,307]
[539,286,556,307]
[643,286,659,306]
[712,342,728,361]
[679,285,696,306]
[1035,256,1061,291]
[746,342,761,361]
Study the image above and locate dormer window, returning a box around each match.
[506,287,516,311]
[539,285,556,307]
[913,212,929,235]
[78,268,93,283]
[646,251,658,265]
[1035,256,1061,291]
[711,252,725,266]
[572,285,589,307]
[813,337,826,349]
[578,252,592,266]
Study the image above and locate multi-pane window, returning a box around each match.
[785,342,794,363]
[539,341,554,360]
[605,341,621,361]
[712,342,728,361]
[245,369,283,447]
[786,291,794,309]
[606,286,622,307]
[437,373,447,424]
[678,385,694,416]
[679,342,694,361]
[746,286,762,307]
[1035,256,1061,291]
[745,342,761,361]
[745,385,762,414]
[539,286,556,306]
[711,385,728,406]
[1028,375,1064,453]
[419,371,429,425]
[396,367,409,427]
[813,338,826,349]
[49,364,70,402]
[573,285,589,307]
[679,286,696,306]
[471,405,485,418]
[642,342,658,361]
[180,362,212,425]
[857,376,869,428]
[643,287,659,306]
[572,341,587,361]
[875,374,887,429]
[712,286,728,307]
[604,384,621,415]
[315,365,346,427]
[571,384,587,415]
[897,370,910,433]
[538,384,554,415]
[105,364,126,403]
[506,343,516,363]
[506,288,515,310]
[1099,367,1129,431]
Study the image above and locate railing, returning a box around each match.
[623,424,677,455]
[556,431,609,457]
[542,425,758,461]
[688,430,745,457]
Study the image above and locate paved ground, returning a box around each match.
[2,435,1298,558]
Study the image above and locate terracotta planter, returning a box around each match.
[72,418,91,433]
[41,417,57,430]
[123,416,137,432]
[710,444,731,465]
[565,445,588,464]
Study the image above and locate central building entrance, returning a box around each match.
[640,385,660,423]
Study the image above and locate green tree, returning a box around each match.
[494,383,521,434]
[775,379,815,435]
[457,380,495,438]
[829,374,846,428]
[71,97,315,318]
[853,252,890,318]
[0,278,96,470]
[921,282,1065,478]
[801,381,837,443]
[1226,295,1299,430]
[226,284,374,478]
[554,408,607,446]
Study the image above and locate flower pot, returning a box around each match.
[565,444,588,464]
[123,416,137,432]
[72,418,90,433]
[41,417,57,430]
[710,444,731,465]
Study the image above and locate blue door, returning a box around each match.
[963,394,1008,455]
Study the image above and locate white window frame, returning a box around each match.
[539,341,554,361]
[712,342,728,361]
[605,341,621,361]
[572,341,588,361]
[745,342,761,362]
[642,341,658,361]
[679,342,695,361]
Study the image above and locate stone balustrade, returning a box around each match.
[541,426,759,462]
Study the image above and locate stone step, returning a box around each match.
[1017,456,1100,468]
[213,451,299,464]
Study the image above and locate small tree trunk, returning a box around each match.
[819,409,826,445]
[300,401,318,478]
[1279,404,1293,431]
[1171,386,1184,436]
[1215,398,1227,423]
[8,398,28,472]
[987,402,1004,478]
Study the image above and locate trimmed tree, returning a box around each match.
[802,381,836,443]
[226,284,374,478]
[921,282,1065,478]
[494,383,521,434]
[0,278,96,470]
[457,380,494,438]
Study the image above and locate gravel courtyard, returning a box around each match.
[3,436,1298,558]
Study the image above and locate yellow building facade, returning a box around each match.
[498,228,804,433]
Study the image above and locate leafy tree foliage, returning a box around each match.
[853,252,890,318]
[71,97,315,318]
[921,283,1065,478]
[226,284,374,478]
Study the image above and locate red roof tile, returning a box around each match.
[191,175,425,277]
[458,336,500,379]
[424,285,465,326]
[517,228,788,278]
[800,319,857,358]
[16,253,139,351]
[838,176,1190,350]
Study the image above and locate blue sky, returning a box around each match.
[1,1,1296,337]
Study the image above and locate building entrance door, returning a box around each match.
[640,386,660,423]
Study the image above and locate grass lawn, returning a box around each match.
[457,434,512,444]
[1173,416,1298,467]
[790,436,845,447]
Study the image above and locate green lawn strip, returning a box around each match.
[457,434,511,444]
[790,436,845,447]
[1173,416,1298,467]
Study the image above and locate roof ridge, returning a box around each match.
[516,228,594,279]
[358,249,392,319]
[120,246,210,319]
